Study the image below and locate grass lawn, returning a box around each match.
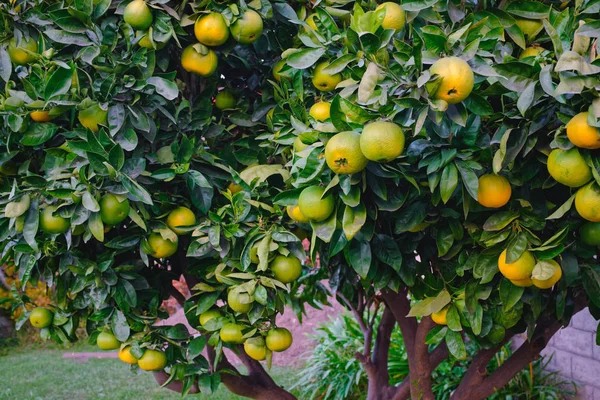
[0,343,297,400]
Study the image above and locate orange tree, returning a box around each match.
[1,0,599,399]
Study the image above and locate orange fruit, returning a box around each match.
[230,10,263,44]
[123,0,153,30]
[286,204,310,223]
[138,349,168,371]
[39,205,70,234]
[181,45,218,77]
[510,277,533,287]
[581,222,600,246]
[215,90,237,110]
[376,2,406,32]
[30,110,52,122]
[298,186,335,222]
[498,249,536,281]
[244,337,267,361]
[146,232,178,258]
[228,290,252,313]
[118,346,138,364]
[166,206,196,235]
[199,309,221,327]
[360,121,405,162]
[325,131,369,174]
[531,260,562,289]
[194,12,229,46]
[312,62,342,92]
[429,57,474,104]
[29,307,53,328]
[7,36,38,65]
[477,174,511,208]
[431,306,448,325]
[519,46,544,59]
[575,182,600,222]
[566,112,600,149]
[97,332,120,350]
[515,18,543,42]
[220,323,245,344]
[270,255,302,283]
[309,102,331,121]
[99,194,130,226]
[265,328,293,352]
[547,148,592,187]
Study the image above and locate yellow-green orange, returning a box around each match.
[220,323,245,344]
[325,131,368,174]
[547,148,591,187]
[376,2,406,31]
[566,112,600,149]
[147,233,178,258]
[29,307,53,328]
[270,255,302,283]
[312,62,342,92]
[40,206,70,234]
[266,328,293,352]
[228,290,252,313]
[78,102,108,132]
[287,205,310,223]
[7,36,37,65]
[244,338,267,361]
[166,206,196,235]
[97,332,120,350]
[575,182,600,222]
[519,46,544,59]
[30,110,52,122]
[181,45,218,77]
[194,13,229,46]
[230,10,263,44]
[199,309,221,326]
[272,59,289,82]
[100,194,130,226]
[581,222,600,246]
[309,102,331,121]
[511,277,533,287]
[215,90,236,110]
[429,57,474,104]
[360,121,405,162]
[123,0,153,30]
[515,18,543,41]
[298,185,335,222]
[498,249,536,281]
[477,174,511,208]
[138,349,167,371]
[532,260,562,289]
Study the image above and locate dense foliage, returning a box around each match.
[1,0,600,397]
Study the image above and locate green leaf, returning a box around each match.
[111,310,130,342]
[21,123,59,146]
[547,193,575,219]
[483,212,519,231]
[446,305,462,332]
[342,204,366,240]
[188,336,207,361]
[402,0,440,12]
[445,330,467,360]
[0,48,11,82]
[455,162,478,201]
[286,48,326,69]
[344,240,372,279]
[44,29,93,46]
[440,163,458,203]
[5,194,30,218]
[506,1,550,19]
[372,235,402,273]
[505,232,528,264]
[531,260,556,280]
[121,174,153,205]
[311,211,336,243]
[147,77,179,101]
[23,200,39,252]
[88,211,104,242]
[425,326,448,345]
[408,290,451,317]
[436,226,454,257]
[499,279,524,311]
[44,67,72,99]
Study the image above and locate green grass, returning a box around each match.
[0,343,297,400]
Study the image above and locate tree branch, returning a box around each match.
[390,343,448,400]
[382,288,417,361]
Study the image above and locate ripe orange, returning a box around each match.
[497,249,536,281]
[118,346,138,364]
[312,62,342,92]
[477,174,511,208]
[30,110,52,122]
[431,306,448,325]
[40,205,70,234]
[566,112,600,149]
[325,131,369,174]
[138,349,168,371]
[580,222,600,246]
[146,232,178,258]
[547,148,592,187]
[99,194,130,226]
[309,102,331,121]
[429,57,474,104]
[29,307,53,328]
[360,121,405,162]
[286,204,310,223]
[97,331,120,350]
[230,10,263,44]
[575,182,600,222]
[298,186,335,222]
[270,255,302,283]
[531,260,562,289]
[78,101,108,132]
[166,206,196,235]
[181,45,218,77]
[510,277,533,287]
[220,323,245,344]
[194,12,230,47]
[376,2,406,32]
[265,328,293,352]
